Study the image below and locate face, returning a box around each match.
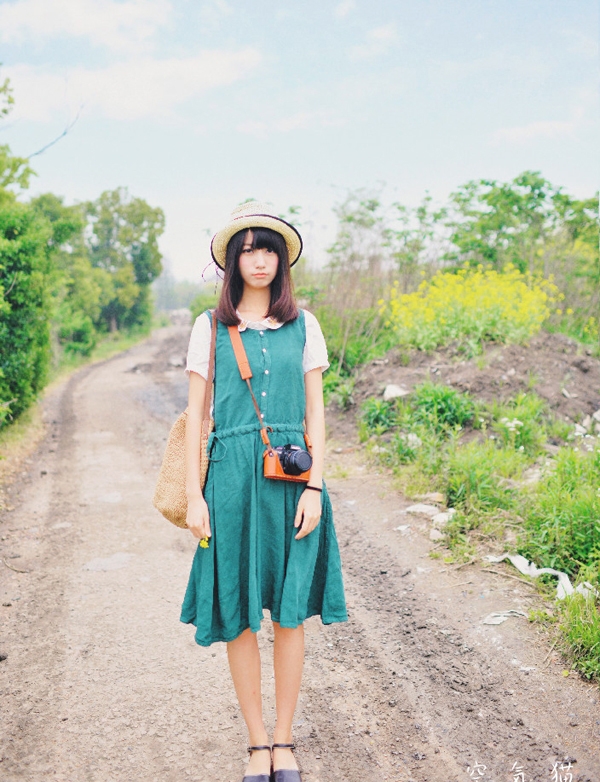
[238,230,279,289]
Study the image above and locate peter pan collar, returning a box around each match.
[236,311,284,332]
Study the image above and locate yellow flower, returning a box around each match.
[199,537,209,549]
[380,265,560,352]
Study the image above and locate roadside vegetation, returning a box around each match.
[294,178,598,682]
[0,74,165,429]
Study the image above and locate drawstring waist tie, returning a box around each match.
[208,422,305,462]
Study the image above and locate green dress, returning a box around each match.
[180,311,348,646]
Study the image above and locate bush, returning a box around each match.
[380,265,559,354]
[520,448,600,574]
[57,307,96,356]
[360,398,397,434]
[411,381,474,433]
[360,382,473,441]
[0,201,52,424]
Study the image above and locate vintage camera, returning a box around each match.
[273,444,313,476]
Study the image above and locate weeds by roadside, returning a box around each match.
[358,381,600,682]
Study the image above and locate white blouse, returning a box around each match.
[186,309,330,379]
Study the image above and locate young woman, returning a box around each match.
[181,202,347,782]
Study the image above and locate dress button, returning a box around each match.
[260,413,264,418]
[265,370,269,375]
[262,348,267,353]
[259,331,264,336]
[261,391,267,397]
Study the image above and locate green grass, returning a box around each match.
[323,371,355,409]
[489,392,550,455]
[409,381,474,434]
[359,381,600,676]
[359,398,397,436]
[557,594,600,682]
[519,448,600,574]
[446,440,528,513]
[359,382,474,440]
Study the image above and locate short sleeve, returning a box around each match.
[302,309,330,373]
[186,312,212,379]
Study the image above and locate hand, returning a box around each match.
[186,495,211,541]
[294,488,322,540]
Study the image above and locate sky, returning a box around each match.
[1,0,598,280]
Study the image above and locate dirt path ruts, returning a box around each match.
[0,326,598,782]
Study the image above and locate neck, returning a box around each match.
[237,286,271,320]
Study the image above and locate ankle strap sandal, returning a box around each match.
[271,744,302,782]
[242,745,272,782]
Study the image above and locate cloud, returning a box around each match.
[0,0,171,52]
[492,119,577,144]
[334,0,356,19]
[492,87,597,145]
[7,49,263,122]
[350,24,397,60]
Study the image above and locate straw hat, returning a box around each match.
[210,201,303,270]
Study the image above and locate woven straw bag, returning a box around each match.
[153,311,217,528]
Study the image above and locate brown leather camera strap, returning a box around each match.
[228,325,273,448]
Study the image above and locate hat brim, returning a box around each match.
[210,214,303,270]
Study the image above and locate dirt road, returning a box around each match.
[1,326,599,782]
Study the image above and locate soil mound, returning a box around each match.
[352,331,599,422]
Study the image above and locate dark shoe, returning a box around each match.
[242,745,272,782]
[271,743,302,782]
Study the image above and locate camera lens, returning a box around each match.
[290,449,312,474]
[276,444,313,476]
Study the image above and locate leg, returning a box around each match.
[272,622,304,772]
[227,628,271,776]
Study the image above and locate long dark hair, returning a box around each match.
[215,227,299,325]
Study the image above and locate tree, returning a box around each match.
[1,66,14,119]
[85,188,165,331]
[0,71,33,201]
[386,194,447,290]
[445,171,571,273]
[30,193,103,355]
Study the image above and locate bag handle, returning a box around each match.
[200,310,217,436]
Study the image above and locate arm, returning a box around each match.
[185,371,211,540]
[294,367,325,540]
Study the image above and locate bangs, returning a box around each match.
[249,227,287,257]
